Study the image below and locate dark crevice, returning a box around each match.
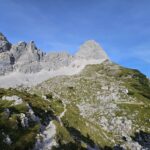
[132,130,150,149]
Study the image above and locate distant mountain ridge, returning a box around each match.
[0,33,109,87]
[0,33,109,75]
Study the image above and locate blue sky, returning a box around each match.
[0,0,150,77]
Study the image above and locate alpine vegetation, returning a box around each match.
[0,33,149,150]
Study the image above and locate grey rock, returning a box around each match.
[11,41,42,64]
[10,41,44,73]
[3,134,12,145]
[42,52,73,70]
[2,95,23,105]
[75,40,109,60]
[0,33,11,53]
[20,113,29,128]
[0,33,109,75]
[0,52,13,75]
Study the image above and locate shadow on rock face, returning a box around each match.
[62,126,124,150]
[10,54,15,65]
[65,126,95,148]
[132,130,150,149]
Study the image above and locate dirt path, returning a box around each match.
[52,92,67,126]
[115,101,144,105]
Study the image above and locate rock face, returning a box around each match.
[0,53,13,75]
[0,33,11,53]
[11,41,44,73]
[0,33,109,75]
[75,40,108,60]
[42,52,72,71]
[0,33,13,75]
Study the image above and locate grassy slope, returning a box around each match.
[33,61,150,149]
[0,88,54,150]
[1,61,149,149]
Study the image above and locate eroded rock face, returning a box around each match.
[10,41,44,73]
[42,52,73,71]
[0,52,13,75]
[0,33,109,75]
[0,33,11,53]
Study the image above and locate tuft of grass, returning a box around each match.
[53,120,74,144]
[117,103,150,133]
[61,104,113,148]
[49,99,64,116]
[0,88,55,150]
[117,67,150,102]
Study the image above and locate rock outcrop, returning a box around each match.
[0,33,11,53]
[0,33,13,75]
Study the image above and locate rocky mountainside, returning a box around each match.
[0,33,109,88]
[0,33,150,150]
[0,33,108,74]
[32,60,150,150]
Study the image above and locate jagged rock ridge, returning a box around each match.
[0,33,108,75]
[0,33,11,53]
[0,33,109,87]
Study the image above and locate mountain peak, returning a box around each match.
[81,40,101,46]
[0,32,9,42]
[0,32,11,53]
[75,40,109,60]
[27,41,38,51]
[0,34,110,80]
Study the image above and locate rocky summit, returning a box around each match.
[75,40,108,60]
[0,33,150,150]
[0,33,12,53]
[0,33,108,87]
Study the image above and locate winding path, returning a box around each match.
[52,92,67,126]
